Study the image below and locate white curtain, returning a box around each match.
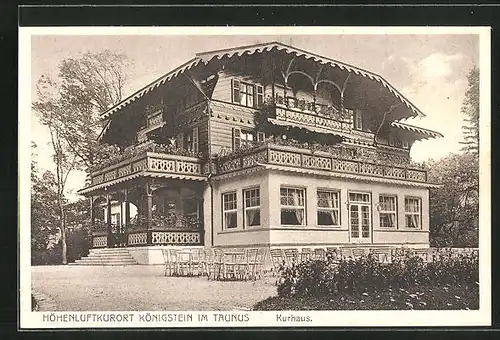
[292,191,304,224]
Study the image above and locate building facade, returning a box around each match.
[78,41,442,256]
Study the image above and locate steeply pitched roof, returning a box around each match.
[101,41,425,119]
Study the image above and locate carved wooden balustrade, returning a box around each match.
[215,143,428,183]
[90,151,204,187]
[125,215,203,247]
[270,95,360,137]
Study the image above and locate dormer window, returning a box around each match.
[232,79,264,108]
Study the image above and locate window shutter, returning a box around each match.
[192,127,199,154]
[176,132,184,149]
[257,131,265,142]
[232,128,241,150]
[256,85,264,107]
[232,79,240,103]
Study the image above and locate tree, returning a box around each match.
[428,153,479,248]
[32,50,132,264]
[460,66,479,156]
[31,143,60,264]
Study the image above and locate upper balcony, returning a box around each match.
[215,141,428,184]
[266,94,375,144]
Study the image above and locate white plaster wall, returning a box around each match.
[267,170,430,247]
[212,171,270,247]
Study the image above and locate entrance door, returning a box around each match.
[348,192,372,243]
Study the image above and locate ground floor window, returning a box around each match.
[280,187,305,225]
[317,190,340,226]
[244,187,260,227]
[379,195,397,228]
[405,197,422,228]
[222,192,238,229]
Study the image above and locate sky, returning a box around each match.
[29,30,480,201]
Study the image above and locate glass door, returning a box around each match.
[349,192,372,243]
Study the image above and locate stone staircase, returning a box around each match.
[72,248,138,266]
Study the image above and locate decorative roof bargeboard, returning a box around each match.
[101,41,425,119]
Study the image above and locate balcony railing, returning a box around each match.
[90,147,204,186]
[269,95,376,145]
[215,142,427,183]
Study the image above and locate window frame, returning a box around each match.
[316,189,341,227]
[378,194,398,229]
[280,187,306,226]
[243,187,261,228]
[222,191,238,230]
[404,196,422,229]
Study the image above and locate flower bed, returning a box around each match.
[255,251,479,310]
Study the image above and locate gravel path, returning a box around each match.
[31,265,277,311]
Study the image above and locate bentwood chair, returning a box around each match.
[326,247,340,263]
[245,248,258,280]
[352,248,368,259]
[201,247,214,279]
[283,248,299,267]
[340,247,353,261]
[161,249,171,276]
[189,248,203,276]
[212,248,225,280]
[167,249,180,276]
[412,248,430,263]
[269,249,285,276]
[369,248,391,264]
[175,249,192,276]
[252,248,267,280]
[300,248,313,262]
[314,248,327,261]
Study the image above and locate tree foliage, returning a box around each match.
[460,66,479,156]
[428,153,479,247]
[31,143,61,264]
[31,50,132,264]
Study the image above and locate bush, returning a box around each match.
[66,228,91,263]
[277,251,479,299]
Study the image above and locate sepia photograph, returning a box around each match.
[19,26,491,328]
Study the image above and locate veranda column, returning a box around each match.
[145,181,153,244]
[106,192,112,247]
[124,189,130,228]
[89,196,94,248]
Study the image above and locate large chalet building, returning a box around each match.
[78,42,442,264]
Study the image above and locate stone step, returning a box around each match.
[70,262,139,266]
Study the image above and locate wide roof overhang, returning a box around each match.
[100,41,426,121]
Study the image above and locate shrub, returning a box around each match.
[277,251,479,299]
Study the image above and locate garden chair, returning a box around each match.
[175,249,192,276]
[326,247,341,264]
[189,248,203,276]
[283,248,299,267]
[369,248,391,264]
[411,248,430,263]
[269,249,285,276]
[161,249,171,276]
[211,248,225,280]
[252,248,267,280]
[314,248,326,261]
[352,248,368,259]
[340,247,353,261]
[244,248,258,280]
[201,247,214,279]
[300,248,313,262]
[221,249,246,280]
[167,249,180,276]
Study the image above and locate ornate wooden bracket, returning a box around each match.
[373,103,403,145]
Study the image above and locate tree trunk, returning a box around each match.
[59,199,67,264]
